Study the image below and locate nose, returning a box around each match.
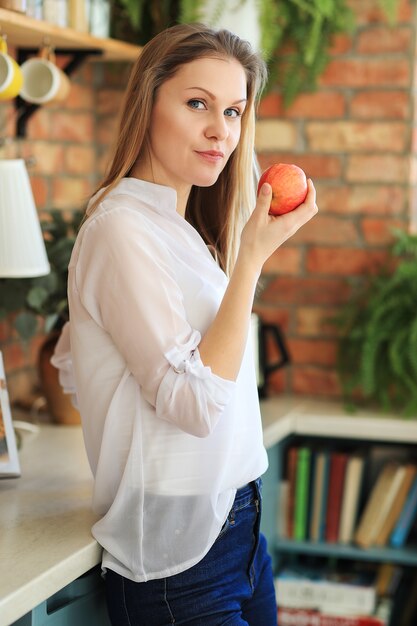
[204,112,228,142]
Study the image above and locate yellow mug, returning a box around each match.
[0,38,23,100]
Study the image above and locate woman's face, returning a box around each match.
[143,56,247,201]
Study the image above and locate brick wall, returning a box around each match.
[254,0,417,398]
[0,54,128,402]
[1,0,416,404]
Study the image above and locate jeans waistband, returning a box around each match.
[233,477,262,509]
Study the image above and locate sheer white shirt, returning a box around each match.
[53,178,268,582]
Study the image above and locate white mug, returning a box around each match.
[20,49,70,105]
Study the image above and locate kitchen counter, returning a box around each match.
[2,395,416,625]
[0,424,100,626]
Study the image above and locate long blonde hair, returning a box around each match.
[88,23,267,275]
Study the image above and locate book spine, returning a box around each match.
[277,607,385,626]
[390,474,417,547]
[275,578,376,615]
[287,446,298,539]
[294,447,311,541]
[326,452,348,542]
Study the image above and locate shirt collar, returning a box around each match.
[107,177,178,216]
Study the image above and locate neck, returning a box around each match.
[129,161,190,218]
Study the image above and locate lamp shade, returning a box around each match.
[0,159,50,277]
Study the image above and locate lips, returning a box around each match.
[196,150,224,162]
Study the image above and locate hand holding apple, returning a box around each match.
[257,163,308,216]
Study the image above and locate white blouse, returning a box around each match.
[53,178,268,582]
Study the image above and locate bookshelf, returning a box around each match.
[260,396,417,569]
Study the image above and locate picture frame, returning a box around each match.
[0,350,20,478]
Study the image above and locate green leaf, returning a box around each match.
[14,311,39,342]
[27,287,49,310]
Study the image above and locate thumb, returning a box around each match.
[255,182,273,215]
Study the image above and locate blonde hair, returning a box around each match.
[88,23,267,275]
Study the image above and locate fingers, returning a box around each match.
[255,182,273,215]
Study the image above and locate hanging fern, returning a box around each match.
[334,230,417,417]
[114,0,408,104]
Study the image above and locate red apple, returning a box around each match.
[258,163,308,215]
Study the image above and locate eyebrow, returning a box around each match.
[186,86,247,105]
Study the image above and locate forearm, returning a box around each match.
[198,253,260,381]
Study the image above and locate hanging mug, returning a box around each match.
[251,313,290,398]
[0,37,23,100]
[20,46,71,105]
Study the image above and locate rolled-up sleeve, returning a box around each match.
[74,208,236,437]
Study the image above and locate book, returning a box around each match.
[354,462,399,548]
[326,452,348,543]
[310,450,330,542]
[294,447,312,541]
[274,568,376,615]
[277,479,289,539]
[375,563,403,598]
[338,455,365,544]
[277,606,389,626]
[286,446,298,539]
[390,473,417,548]
[374,463,417,546]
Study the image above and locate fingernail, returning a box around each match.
[262,183,271,195]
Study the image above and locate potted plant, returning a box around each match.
[0,209,84,423]
[333,229,417,417]
[112,0,399,105]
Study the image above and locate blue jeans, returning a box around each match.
[104,478,277,625]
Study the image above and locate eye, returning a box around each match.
[224,108,241,118]
[187,99,206,110]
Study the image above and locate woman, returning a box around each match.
[53,22,317,625]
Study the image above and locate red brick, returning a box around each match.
[258,93,283,118]
[306,247,389,275]
[292,366,341,397]
[52,178,93,210]
[329,33,353,55]
[97,89,125,115]
[350,90,410,119]
[0,320,9,342]
[64,83,95,110]
[30,176,49,209]
[251,305,290,333]
[257,154,342,180]
[296,307,340,337]
[348,0,413,24]
[346,155,410,183]
[361,218,406,244]
[266,368,287,395]
[287,339,338,366]
[260,92,346,119]
[306,121,407,152]
[262,246,302,275]
[2,342,27,370]
[22,143,65,176]
[291,215,359,245]
[102,62,132,88]
[320,59,410,87]
[316,184,406,216]
[260,276,351,306]
[65,145,96,175]
[357,26,412,53]
[26,109,51,140]
[96,115,119,146]
[49,112,94,142]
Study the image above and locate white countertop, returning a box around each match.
[2,396,417,625]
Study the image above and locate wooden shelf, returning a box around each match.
[275,538,417,567]
[0,8,141,61]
